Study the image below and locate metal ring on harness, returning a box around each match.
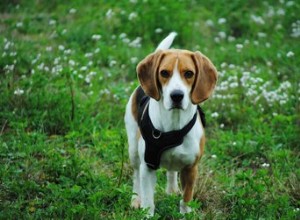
[152,129,161,139]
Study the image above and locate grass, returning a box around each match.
[0,0,299,219]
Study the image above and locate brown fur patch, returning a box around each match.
[131,89,139,122]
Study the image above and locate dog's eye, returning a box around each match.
[184,71,194,79]
[160,70,170,78]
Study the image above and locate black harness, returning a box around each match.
[136,86,206,170]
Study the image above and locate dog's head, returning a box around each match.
[136,49,217,110]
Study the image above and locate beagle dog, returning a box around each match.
[124,32,217,216]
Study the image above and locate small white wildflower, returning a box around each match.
[220,123,225,128]
[109,60,117,67]
[130,57,138,64]
[155,28,163,33]
[80,66,88,71]
[119,33,127,39]
[69,60,75,66]
[85,52,93,58]
[220,62,227,68]
[211,112,219,118]
[265,42,271,48]
[92,34,101,41]
[130,0,137,3]
[205,19,214,27]
[106,9,113,19]
[228,36,235,42]
[257,32,267,38]
[232,142,237,146]
[277,8,285,16]
[49,19,56,25]
[286,51,294,57]
[94,48,100,54]
[218,32,226,39]
[129,37,142,48]
[211,154,217,159]
[128,12,138,21]
[16,22,23,28]
[236,44,243,51]
[69,8,77,14]
[58,45,65,51]
[218,18,226,24]
[251,15,265,25]
[261,163,270,168]
[14,88,24,95]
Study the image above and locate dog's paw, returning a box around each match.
[179,200,192,214]
[131,196,141,209]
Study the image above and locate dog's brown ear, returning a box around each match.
[136,50,164,101]
[191,51,218,104]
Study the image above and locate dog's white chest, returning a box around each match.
[160,124,202,171]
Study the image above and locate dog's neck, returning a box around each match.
[148,98,197,132]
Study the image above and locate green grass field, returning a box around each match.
[0,0,299,219]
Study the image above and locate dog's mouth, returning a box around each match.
[170,104,183,110]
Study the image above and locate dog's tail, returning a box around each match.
[155,32,177,51]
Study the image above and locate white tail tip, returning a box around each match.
[155,32,177,51]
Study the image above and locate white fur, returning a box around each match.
[124,33,204,217]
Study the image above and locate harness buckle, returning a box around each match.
[152,129,161,139]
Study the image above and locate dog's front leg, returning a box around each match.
[140,163,156,216]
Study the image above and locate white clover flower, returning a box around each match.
[109,60,117,67]
[14,88,24,95]
[277,8,285,16]
[69,60,75,66]
[228,36,235,42]
[58,45,65,51]
[261,163,270,168]
[218,32,226,39]
[251,15,265,25]
[205,19,214,27]
[80,66,88,71]
[257,32,267,38]
[220,62,227,68]
[128,12,138,21]
[236,44,243,52]
[49,19,56,25]
[69,8,77,14]
[129,37,142,48]
[211,112,219,118]
[106,9,113,19]
[130,57,138,64]
[155,28,163,33]
[218,18,226,24]
[85,52,93,58]
[16,22,23,28]
[92,34,101,41]
[119,33,127,39]
[286,51,294,57]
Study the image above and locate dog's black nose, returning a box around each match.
[170,90,184,103]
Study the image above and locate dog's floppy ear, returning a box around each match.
[191,51,218,104]
[136,50,164,101]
